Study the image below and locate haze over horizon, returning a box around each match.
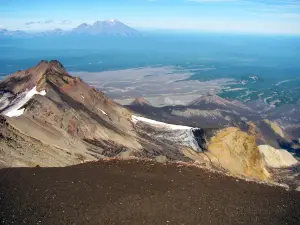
[1,1,300,224]
[1,0,300,34]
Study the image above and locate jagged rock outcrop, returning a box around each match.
[263,119,285,138]
[206,127,270,180]
[258,145,298,168]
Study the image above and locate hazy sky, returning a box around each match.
[1,0,300,34]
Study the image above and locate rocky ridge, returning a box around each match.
[0,61,299,187]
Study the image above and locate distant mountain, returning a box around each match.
[0,28,27,37]
[126,92,300,153]
[0,28,8,34]
[72,23,90,33]
[188,94,254,113]
[71,19,138,36]
[0,20,139,37]
[41,28,66,36]
[130,97,152,107]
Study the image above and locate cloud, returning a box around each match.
[24,20,72,26]
[25,20,54,26]
[187,0,300,15]
[60,20,72,24]
[25,21,36,25]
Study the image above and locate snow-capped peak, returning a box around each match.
[108,19,118,24]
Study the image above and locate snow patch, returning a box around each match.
[249,76,258,81]
[132,115,192,130]
[258,145,298,168]
[225,88,246,92]
[2,86,46,118]
[132,115,202,152]
[98,108,108,116]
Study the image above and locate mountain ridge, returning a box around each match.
[0,20,139,37]
[0,61,299,189]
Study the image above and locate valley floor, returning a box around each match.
[0,159,300,225]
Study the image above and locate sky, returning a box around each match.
[1,0,300,34]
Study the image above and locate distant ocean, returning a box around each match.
[1,33,300,106]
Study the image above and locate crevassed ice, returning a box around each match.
[0,93,13,111]
[3,86,46,118]
[132,115,202,152]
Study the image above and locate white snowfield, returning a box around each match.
[258,145,298,168]
[2,86,46,118]
[132,115,192,130]
[132,115,202,152]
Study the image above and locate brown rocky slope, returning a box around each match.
[0,60,143,167]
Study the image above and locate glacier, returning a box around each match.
[132,115,202,152]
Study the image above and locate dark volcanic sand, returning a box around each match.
[0,160,300,225]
